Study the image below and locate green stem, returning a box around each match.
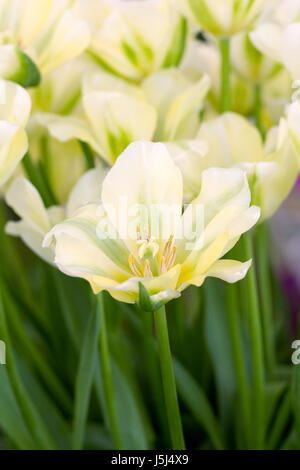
[172,296,186,360]
[225,283,252,448]
[79,141,95,170]
[141,309,169,447]
[241,232,265,449]
[97,293,122,449]
[220,37,231,113]
[153,305,185,450]
[255,223,276,379]
[22,153,56,207]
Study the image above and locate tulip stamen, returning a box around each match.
[129,229,177,278]
[160,256,167,274]
[162,234,174,260]
[136,224,142,241]
[160,235,177,273]
[144,259,153,278]
[129,253,142,277]
[166,246,177,271]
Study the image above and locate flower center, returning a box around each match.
[128,226,177,278]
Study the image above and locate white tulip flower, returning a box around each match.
[43,140,260,305]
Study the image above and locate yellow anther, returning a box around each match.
[144,259,153,278]
[129,229,177,278]
[129,253,142,277]
[166,246,177,270]
[160,256,167,274]
[163,234,174,259]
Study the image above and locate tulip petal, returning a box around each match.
[83,91,157,162]
[250,22,283,63]
[5,176,65,263]
[66,166,107,217]
[36,113,104,160]
[44,203,132,280]
[101,141,183,252]
[0,123,28,186]
[143,69,210,140]
[91,264,181,303]
[37,10,91,74]
[0,79,31,126]
[5,176,51,232]
[197,112,263,166]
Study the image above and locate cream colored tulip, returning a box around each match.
[89,0,187,82]
[37,71,157,164]
[37,67,210,163]
[0,79,31,186]
[0,0,91,79]
[250,0,300,80]
[44,140,260,305]
[142,69,210,141]
[182,0,266,37]
[84,68,211,142]
[172,113,298,220]
[5,165,107,263]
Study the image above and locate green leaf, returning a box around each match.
[72,300,101,450]
[0,367,36,449]
[292,362,300,446]
[4,289,72,415]
[112,357,153,449]
[0,287,57,450]
[204,279,236,432]
[264,381,287,433]
[138,282,164,312]
[84,423,113,450]
[17,356,72,450]
[173,358,224,450]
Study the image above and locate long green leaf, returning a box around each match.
[72,300,101,450]
[292,362,300,447]
[173,358,224,450]
[204,279,236,431]
[0,287,57,450]
[0,367,36,449]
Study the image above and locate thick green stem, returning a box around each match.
[225,283,252,448]
[153,305,185,450]
[255,223,276,379]
[241,232,265,449]
[220,37,231,113]
[141,309,169,446]
[97,293,122,449]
